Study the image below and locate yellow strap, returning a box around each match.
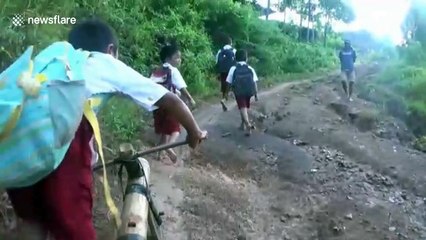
[0,59,34,142]
[83,100,121,229]
[0,104,23,142]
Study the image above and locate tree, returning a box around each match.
[403,0,426,45]
[319,0,355,46]
[266,0,271,20]
[295,0,319,42]
[278,0,295,23]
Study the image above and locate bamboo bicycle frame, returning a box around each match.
[93,140,188,240]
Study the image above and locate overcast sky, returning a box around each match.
[256,0,411,44]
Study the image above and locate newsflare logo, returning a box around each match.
[10,14,77,27]
[11,14,25,27]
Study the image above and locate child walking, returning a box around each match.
[151,42,196,164]
[225,49,259,136]
[215,35,236,111]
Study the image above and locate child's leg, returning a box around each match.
[43,118,96,240]
[6,187,49,240]
[154,110,167,160]
[156,134,167,160]
[240,107,250,127]
[165,131,180,163]
[220,73,228,101]
[239,120,245,130]
[220,73,229,111]
[341,72,349,97]
[238,96,255,135]
[162,117,181,163]
[8,118,96,240]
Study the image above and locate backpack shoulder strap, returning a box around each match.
[232,64,243,81]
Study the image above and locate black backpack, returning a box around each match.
[232,64,256,97]
[216,48,236,73]
[150,66,176,93]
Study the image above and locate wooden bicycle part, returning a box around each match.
[116,157,152,240]
[119,143,135,159]
[147,208,162,240]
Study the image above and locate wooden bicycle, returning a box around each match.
[93,140,188,240]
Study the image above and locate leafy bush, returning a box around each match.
[0,0,339,142]
[374,43,426,135]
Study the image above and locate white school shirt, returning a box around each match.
[215,45,237,64]
[162,62,188,91]
[226,61,259,84]
[83,52,170,166]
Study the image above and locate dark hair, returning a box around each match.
[159,39,180,63]
[235,49,248,62]
[224,35,232,45]
[68,18,118,53]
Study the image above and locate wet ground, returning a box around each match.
[1,66,425,240]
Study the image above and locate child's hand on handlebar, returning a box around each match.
[186,129,207,149]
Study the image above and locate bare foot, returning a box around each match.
[156,151,163,161]
[166,149,178,164]
[245,125,255,136]
[158,155,174,166]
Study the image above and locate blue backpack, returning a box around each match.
[0,41,122,227]
[0,42,93,188]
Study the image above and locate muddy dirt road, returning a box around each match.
[142,66,426,240]
[2,66,426,240]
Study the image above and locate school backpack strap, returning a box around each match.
[150,66,175,92]
[232,64,256,98]
[84,98,121,229]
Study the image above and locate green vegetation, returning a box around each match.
[364,0,426,139]
[0,0,350,141]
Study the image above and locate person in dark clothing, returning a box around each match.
[215,36,236,111]
[339,40,357,101]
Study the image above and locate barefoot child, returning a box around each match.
[151,42,196,163]
[225,49,259,136]
[5,18,206,240]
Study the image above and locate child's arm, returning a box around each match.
[225,66,236,95]
[352,49,357,63]
[254,81,259,101]
[155,92,204,147]
[180,88,196,106]
[171,68,196,107]
[250,66,259,101]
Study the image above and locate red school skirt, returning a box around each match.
[7,118,96,240]
[153,108,181,135]
[235,96,252,109]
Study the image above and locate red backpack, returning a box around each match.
[150,66,176,93]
